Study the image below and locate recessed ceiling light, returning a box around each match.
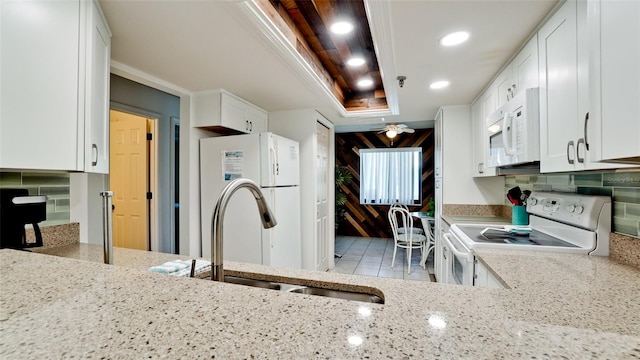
[330,20,354,35]
[347,56,366,67]
[430,80,450,90]
[439,31,470,47]
[357,78,374,88]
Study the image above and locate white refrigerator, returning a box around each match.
[200,132,301,268]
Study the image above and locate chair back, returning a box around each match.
[388,206,415,244]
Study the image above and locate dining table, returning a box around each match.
[409,211,435,268]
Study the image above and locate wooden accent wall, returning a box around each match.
[335,129,435,237]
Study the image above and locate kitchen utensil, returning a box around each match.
[507,186,523,205]
[521,190,532,205]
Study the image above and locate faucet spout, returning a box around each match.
[211,178,277,281]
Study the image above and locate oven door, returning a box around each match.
[442,233,475,286]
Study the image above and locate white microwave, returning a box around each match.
[486,88,540,168]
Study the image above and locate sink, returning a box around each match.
[223,276,281,290]
[196,271,384,304]
[288,286,384,304]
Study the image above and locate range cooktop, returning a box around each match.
[455,225,579,248]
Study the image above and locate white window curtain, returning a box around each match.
[359,148,422,205]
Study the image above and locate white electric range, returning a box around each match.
[443,191,612,286]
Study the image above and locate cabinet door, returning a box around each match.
[84,1,111,174]
[1,0,81,171]
[220,93,250,133]
[245,107,267,133]
[589,0,640,163]
[493,67,514,107]
[473,260,488,287]
[512,34,539,95]
[471,99,495,177]
[538,0,580,173]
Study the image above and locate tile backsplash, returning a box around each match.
[505,170,640,238]
[0,171,70,226]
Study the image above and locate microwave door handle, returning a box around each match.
[502,113,515,155]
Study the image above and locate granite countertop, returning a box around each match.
[1,245,639,359]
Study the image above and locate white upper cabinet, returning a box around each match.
[493,66,514,107]
[84,1,111,173]
[588,0,640,164]
[491,35,539,109]
[538,0,585,173]
[192,90,267,134]
[538,0,631,172]
[0,0,110,173]
[512,35,539,96]
[471,98,496,177]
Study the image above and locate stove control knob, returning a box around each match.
[529,197,538,205]
[566,204,576,213]
[575,205,584,214]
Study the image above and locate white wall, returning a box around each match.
[441,105,505,205]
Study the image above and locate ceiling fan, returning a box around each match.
[374,123,415,139]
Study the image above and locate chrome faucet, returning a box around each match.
[210,178,277,281]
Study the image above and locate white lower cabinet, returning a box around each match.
[474,260,503,289]
[0,0,110,173]
[192,90,267,134]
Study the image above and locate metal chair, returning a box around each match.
[390,203,424,235]
[388,206,427,274]
[420,217,436,268]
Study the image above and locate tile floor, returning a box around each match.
[330,236,434,282]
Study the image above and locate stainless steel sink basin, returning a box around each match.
[197,271,383,304]
[288,286,384,304]
[219,276,281,290]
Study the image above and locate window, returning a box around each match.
[359,148,422,205]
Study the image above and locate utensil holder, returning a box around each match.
[512,205,529,226]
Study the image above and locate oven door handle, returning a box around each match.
[443,233,474,263]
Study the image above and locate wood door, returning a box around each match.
[110,110,149,250]
[315,122,330,271]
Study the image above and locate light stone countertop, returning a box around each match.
[1,244,639,359]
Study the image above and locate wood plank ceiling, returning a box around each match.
[266,0,388,112]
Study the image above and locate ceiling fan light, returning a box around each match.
[386,129,397,138]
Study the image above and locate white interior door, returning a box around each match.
[315,122,330,271]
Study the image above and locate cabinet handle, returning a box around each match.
[478,163,484,174]
[583,112,590,151]
[577,138,585,163]
[566,141,575,164]
[250,121,253,132]
[442,247,447,260]
[245,120,249,131]
[92,144,98,166]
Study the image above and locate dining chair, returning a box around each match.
[388,206,427,274]
[420,217,435,268]
[389,203,424,235]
